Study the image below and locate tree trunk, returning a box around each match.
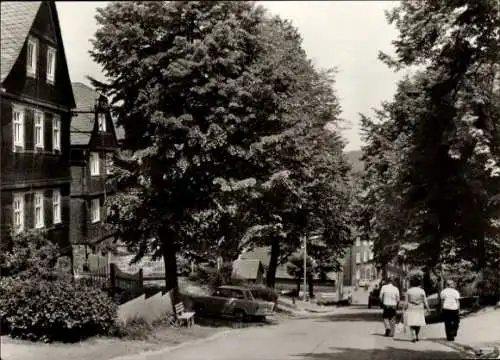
[296,277,301,295]
[266,239,280,288]
[161,232,179,304]
[308,273,314,298]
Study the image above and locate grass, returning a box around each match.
[1,317,228,360]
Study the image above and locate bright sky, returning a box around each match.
[56,1,403,151]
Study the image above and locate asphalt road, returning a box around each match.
[125,307,463,360]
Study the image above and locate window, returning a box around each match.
[46,46,56,83]
[355,237,360,247]
[53,190,61,224]
[13,193,25,233]
[52,115,61,151]
[26,36,38,76]
[34,110,44,149]
[363,251,368,263]
[12,106,25,150]
[369,251,374,261]
[362,240,368,247]
[355,252,361,264]
[106,153,114,175]
[90,152,100,176]
[34,192,44,229]
[355,269,361,280]
[98,113,106,132]
[91,198,100,223]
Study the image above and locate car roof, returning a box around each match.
[219,285,249,291]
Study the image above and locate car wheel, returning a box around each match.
[194,304,206,316]
[233,309,246,323]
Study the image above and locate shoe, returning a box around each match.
[411,339,416,343]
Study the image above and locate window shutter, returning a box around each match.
[24,109,34,151]
[25,193,34,229]
[45,112,53,151]
[44,189,53,226]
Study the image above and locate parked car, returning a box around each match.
[188,285,276,321]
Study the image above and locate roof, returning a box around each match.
[71,82,97,145]
[239,247,271,267]
[0,1,42,83]
[218,285,251,291]
[71,82,125,144]
[232,259,264,280]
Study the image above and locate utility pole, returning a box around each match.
[303,235,307,301]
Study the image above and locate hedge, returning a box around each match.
[0,277,118,342]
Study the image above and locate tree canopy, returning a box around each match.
[90,1,352,294]
[357,0,500,285]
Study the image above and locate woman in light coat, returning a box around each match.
[404,275,431,342]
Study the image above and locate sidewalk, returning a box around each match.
[277,297,340,316]
[421,307,500,357]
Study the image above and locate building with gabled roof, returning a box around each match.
[69,82,121,275]
[1,1,76,254]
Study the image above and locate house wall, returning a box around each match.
[2,2,74,108]
[350,237,377,286]
[0,2,73,251]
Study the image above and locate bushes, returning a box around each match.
[248,285,279,303]
[188,262,246,290]
[0,277,117,342]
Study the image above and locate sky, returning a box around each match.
[56,1,403,152]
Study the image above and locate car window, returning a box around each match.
[231,290,246,299]
[215,289,233,298]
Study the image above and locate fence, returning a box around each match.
[76,254,144,301]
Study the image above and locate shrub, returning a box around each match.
[248,285,279,303]
[0,277,118,342]
[188,262,244,290]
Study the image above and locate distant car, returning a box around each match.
[316,291,352,306]
[187,285,276,322]
[358,279,369,288]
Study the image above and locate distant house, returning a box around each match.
[0,1,76,254]
[70,82,120,274]
[238,247,340,290]
[232,259,265,285]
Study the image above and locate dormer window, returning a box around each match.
[98,113,106,132]
[46,46,56,83]
[26,36,38,77]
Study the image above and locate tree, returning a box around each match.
[359,0,500,290]
[91,1,351,299]
[286,252,317,298]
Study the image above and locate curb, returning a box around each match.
[107,329,235,360]
[438,340,500,359]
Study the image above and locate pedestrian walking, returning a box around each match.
[379,277,400,337]
[404,275,430,342]
[440,280,461,341]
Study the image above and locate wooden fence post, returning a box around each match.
[110,263,116,298]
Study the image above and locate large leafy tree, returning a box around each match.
[359,0,500,288]
[90,1,351,297]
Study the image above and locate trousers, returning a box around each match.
[442,309,460,340]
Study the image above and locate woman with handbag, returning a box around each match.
[404,275,431,342]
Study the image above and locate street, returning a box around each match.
[120,307,462,360]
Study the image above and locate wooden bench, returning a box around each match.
[174,302,195,327]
